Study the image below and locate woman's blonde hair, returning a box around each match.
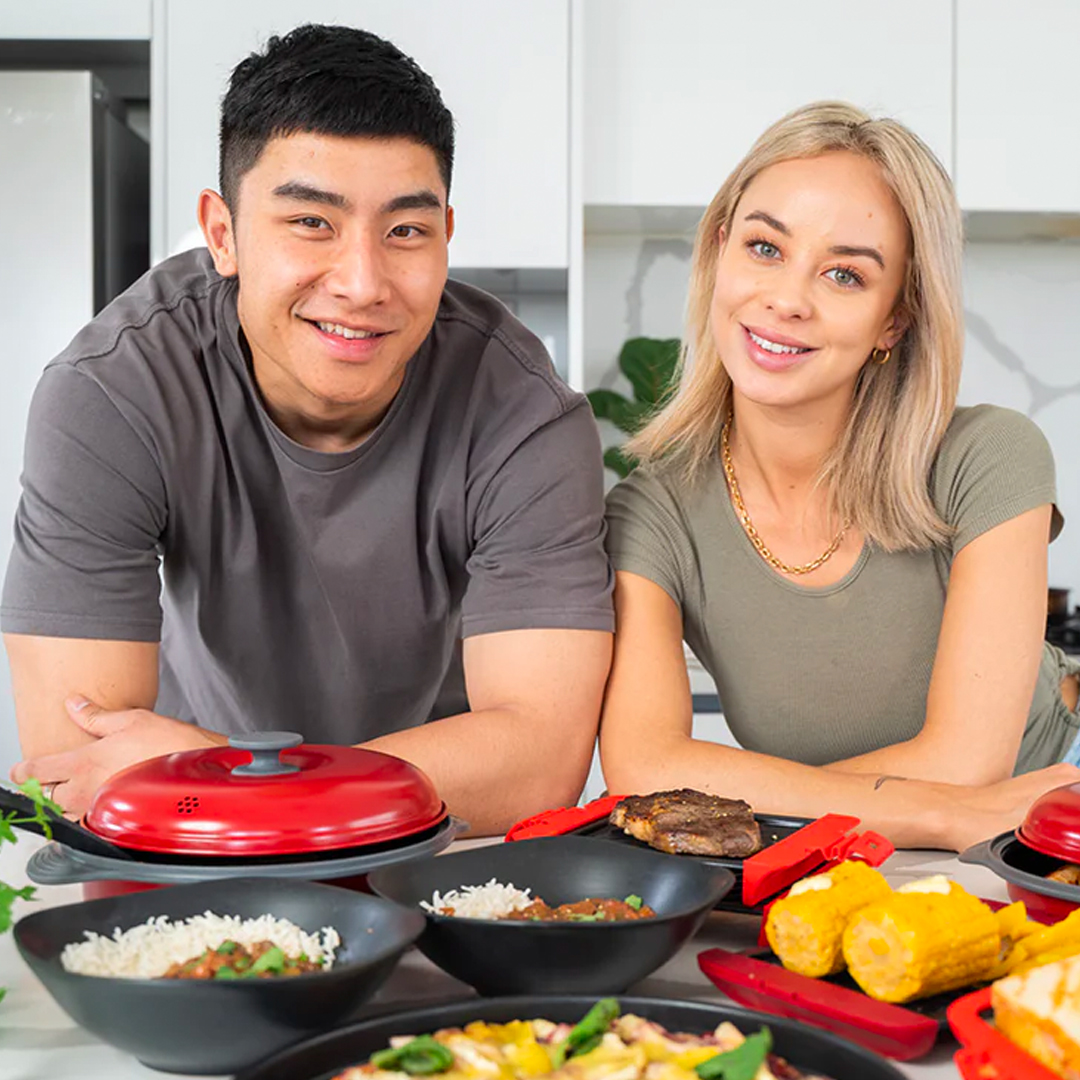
[627,101,963,551]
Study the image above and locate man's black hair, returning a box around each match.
[219,23,454,211]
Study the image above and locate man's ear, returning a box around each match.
[197,189,238,278]
[445,204,455,244]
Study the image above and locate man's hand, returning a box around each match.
[9,696,225,817]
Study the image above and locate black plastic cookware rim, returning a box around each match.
[959,830,1080,903]
[25,815,467,886]
[233,994,907,1080]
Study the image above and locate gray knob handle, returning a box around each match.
[228,732,303,776]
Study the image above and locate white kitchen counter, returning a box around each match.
[0,833,1011,1080]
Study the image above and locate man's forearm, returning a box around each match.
[362,706,595,837]
[5,634,160,760]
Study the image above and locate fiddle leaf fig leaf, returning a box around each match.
[586,390,651,435]
[619,337,680,406]
[603,446,636,479]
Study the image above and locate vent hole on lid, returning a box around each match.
[176,796,201,815]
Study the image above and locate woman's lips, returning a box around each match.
[741,325,816,373]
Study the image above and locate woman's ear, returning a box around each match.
[879,305,912,350]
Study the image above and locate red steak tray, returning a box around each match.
[506,798,893,913]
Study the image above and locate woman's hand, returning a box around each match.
[943,762,1080,851]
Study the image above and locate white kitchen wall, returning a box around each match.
[0,72,99,777]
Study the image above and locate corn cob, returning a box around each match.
[842,877,1000,1003]
[1002,908,1080,977]
[764,859,892,978]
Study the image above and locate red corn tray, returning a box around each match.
[698,947,939,1061]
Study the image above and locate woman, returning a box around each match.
[600,102,1080,852]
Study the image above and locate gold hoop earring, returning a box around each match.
[871,347,892,365]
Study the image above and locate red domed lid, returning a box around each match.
[1017,781,1080,861]
[83,732,446,857]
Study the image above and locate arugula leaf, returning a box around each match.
[0,815,17,846]
[16,778,63,837]
[695,1028,772,1080]
[0,884,35,934]
[0,779,58,1002]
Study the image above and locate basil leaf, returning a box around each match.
[371,1035,454,1075]
[695,1029,772,1080]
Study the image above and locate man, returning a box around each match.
[2,25,613,834]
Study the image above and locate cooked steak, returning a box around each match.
[610,788,762,857]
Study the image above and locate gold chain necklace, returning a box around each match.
[720,419,848,576]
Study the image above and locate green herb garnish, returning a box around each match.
[624,895,643,911]
[371,1035,455,1075]
[213,966,241,980]
[695,1028,772,1080]
[550,998,620,1067]
[247,946,286,975]
[216,940,239,955]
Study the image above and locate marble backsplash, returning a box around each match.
[583,234,1080,597]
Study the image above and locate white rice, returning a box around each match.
[420,878,534,919]
[60,910,341,979]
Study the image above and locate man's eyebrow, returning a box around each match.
[830,244,885,270]
[380,190,444,214]
[744,210,790,235]
[272,182,352,211]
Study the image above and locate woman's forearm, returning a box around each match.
[821,733,1016,786]
[601,733,961,848]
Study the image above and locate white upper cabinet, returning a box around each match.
[0,0,151,38]
[162,0,569,268]
[583,0,953,207]
[956,0,1080,213]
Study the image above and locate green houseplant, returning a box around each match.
[586,337,680,478]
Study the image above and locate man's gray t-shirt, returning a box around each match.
[2,250,614,742]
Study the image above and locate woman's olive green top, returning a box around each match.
[605,405,1077,774]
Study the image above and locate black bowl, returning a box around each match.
[14,876,425,1075]
[235,995,906,1080]
[367,836,734,995]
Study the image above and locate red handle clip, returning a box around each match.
[504,795,624,841]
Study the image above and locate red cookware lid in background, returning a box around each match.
[83,732,447,858]
[1017,781,1080,862]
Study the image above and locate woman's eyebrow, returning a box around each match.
[830,244,885,270]
[744,209,886,270]
[744,210,789,235]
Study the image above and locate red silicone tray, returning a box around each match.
[948,986,1061,1080]
[698,947,939,1061]
[506,799,893,909]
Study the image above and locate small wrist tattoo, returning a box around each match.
[874,774,907,791]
